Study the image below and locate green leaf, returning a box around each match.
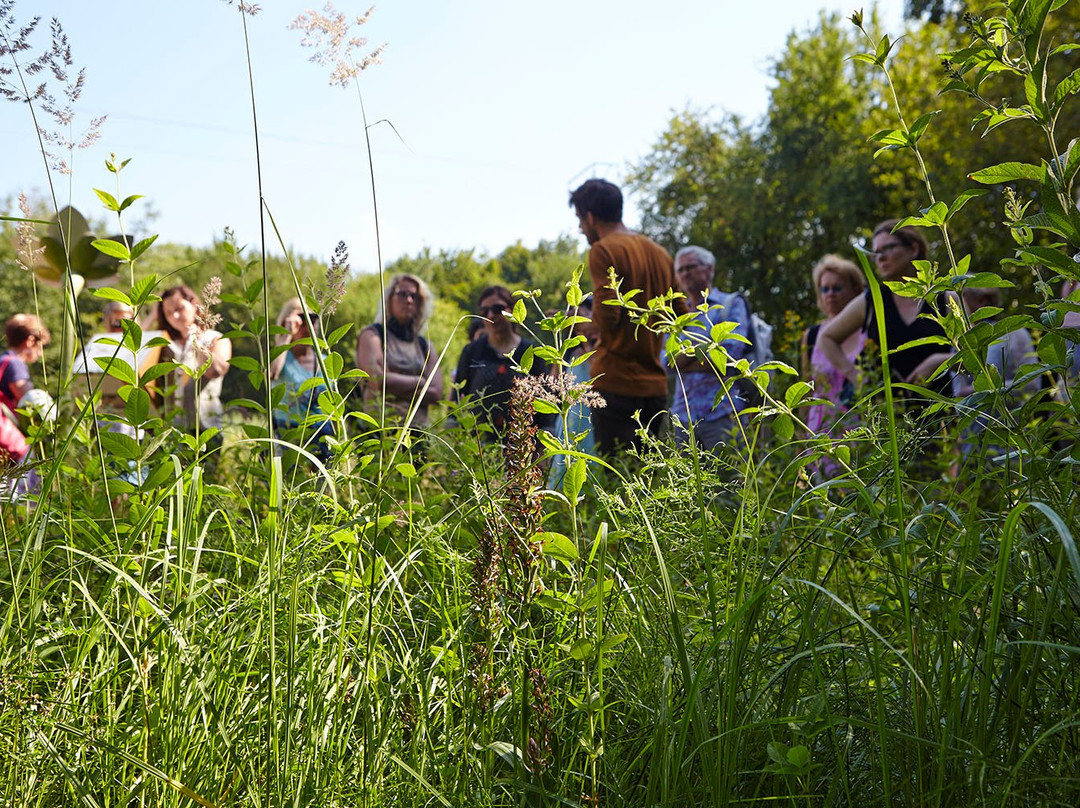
[512,298,527,323]
[785,381,812,408]
[93,188,120,211]
[767,741,789,766]
[93,288,133,306]
[92,238,131,262]
[773,413,794,443]
[908,110,940,143]
[325,322,352,347]
[533,399,559,415]
[128,234,158,261]
[787,745,811,769]
[119,194,144,212]
[946,188,988,220]
[124,387,151,425]
[599,633,628,654]
[93,356,137,386]
[567,639,594,661]
[539,531,578,566]
[229,355,262,373]
[562,457,587,502]
[98,430,140,461]
[395,463,416,479]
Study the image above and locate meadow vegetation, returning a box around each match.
[2,1,1080,805]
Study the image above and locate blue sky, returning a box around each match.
[4,1,905,273]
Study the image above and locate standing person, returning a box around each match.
[802,255,867,436]
[356,273,442,427]
[453,285,549,436]
[1,314,50,467]
[818,220,953,397]
[664,246,753,450]
[569,179,684,456]
[154,284,232,432]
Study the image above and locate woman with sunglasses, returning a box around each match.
[453,285,549,435]
[801,255,866,462]
[356,273,442,427]
[818,220,953,399]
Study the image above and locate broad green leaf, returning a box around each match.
[539,531,578,565]
[599,633,628,654]
[129,234,158,261]
[908,110,940,143]
[946,188,988,220]
[93,288,133,305]
[562,457,587,502]
[92,238,132,262]
[326,322,352,347]
[94,356,137,386]
[567,639,594,661]
[93,188,120,211]
[229,355,262,373]
[533,398,558,415]
[787,745,811,769]
[124,387,151,425]
[98,430,140,461]
[785,381,812,408]
[773,413,794,443]
[396,462,416,479]
[119,194,144,212]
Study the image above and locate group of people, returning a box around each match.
[4,179,1077,489]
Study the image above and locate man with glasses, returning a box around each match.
[569,179,683,456]
[665,245,751,450]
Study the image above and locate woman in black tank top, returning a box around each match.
[818,219,954,397]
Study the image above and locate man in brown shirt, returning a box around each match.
[569,179,683,456]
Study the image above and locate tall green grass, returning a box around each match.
[3,1,1080,805]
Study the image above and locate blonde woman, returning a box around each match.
[802,254,866,437]
[356,273,442,426]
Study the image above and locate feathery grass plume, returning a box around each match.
[14,193,43,272]
[0,2,47,102]
[221,0,261,16]
[196,276,223,335]
[1,6,103,174]
[290,3,385,88]
[319,239,349,317]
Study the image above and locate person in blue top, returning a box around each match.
[270,298,333,459]
[663,245,752,450]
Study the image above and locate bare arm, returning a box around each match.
[196,335,231,381]
[819,295,866,386]
[356,327,440,403]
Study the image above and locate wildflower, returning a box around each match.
[14,194,43,273]
[196,276,224,335]
[290,3,386,88]
[320,240,349,317]
[849,9,863,28]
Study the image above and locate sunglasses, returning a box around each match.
[393,290,420,302]
[871,242,906,257]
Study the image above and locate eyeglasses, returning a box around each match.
[676,261,708,274]
[820,284,848,295]
[871,242,906,258]
[393,290,419,302]
[479,304,507,317]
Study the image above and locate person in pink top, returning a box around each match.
[800,255,866,476]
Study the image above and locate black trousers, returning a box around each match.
[591,392,667,457]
